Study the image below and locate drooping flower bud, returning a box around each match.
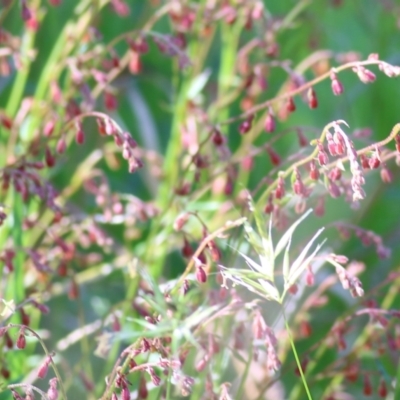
[286,96,296,112]
[239,114,254,134]
[264,112,275,133]
[266,147,281,166]
[307,87,318,109]
[330,71,344,95]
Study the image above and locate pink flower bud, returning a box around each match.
[330,72,344,95]
[47,378,58,400]
[355,66,376,83]
[43,120,55,137]
[309,160,319,180]
[56,137,66,154]
[380,165,392,183]
[196,266,207,283]
[264,112,275,133]
[37,356,51,379]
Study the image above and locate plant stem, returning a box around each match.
[282,308,313,400]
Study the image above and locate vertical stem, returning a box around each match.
[283,307,313,400]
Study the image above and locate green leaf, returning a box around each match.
[286,229,326,288]
[275,209,313,258]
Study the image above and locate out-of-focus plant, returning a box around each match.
[1,0,400,399]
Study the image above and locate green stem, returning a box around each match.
[283,308,313,400]
[8,323,68,400]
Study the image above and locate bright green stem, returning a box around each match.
[217,21,241,123]
[283,308,313,400]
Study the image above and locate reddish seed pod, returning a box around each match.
[68,278,79,300]
[329,167,342,181]
[0,114,13,129]
[264,112,275,133]
[264,196,274,214]
[286,96,296,112]
[181,238,194,258]
[318,148,329,166]
[345,364,359,382]
[16,331,26,349]
[5,331,13,348]
[196,266,207,283]
[275,178,285,200]
[1,367,10,379]
[363,373,372,396]
[266,147,281,166]
[212,129,224,146]
[138,376,148,399]
[43,120,55,137]
[104,91,118,111]
[309,160,319,180]
[239,115,254,134]
[56,137,66,154]
[307,87,318,109]
[75,121,85,144]
[297,130,307,147]
[378,378,387,398]
[45,146,56,167]
[369,154,380,169]
[20,307,30,326]
[37,356,51,379]
[360,154,370,169]
[299,320,312,338]
[129,51,142,74]
[288,284,298,295]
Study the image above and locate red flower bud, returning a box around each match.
[239,115,254,134]
[16,330,26,349]
[45,146,56,167]
[196,266,207,283]
[266,147,281,166]
[286,96,296,112]
[307,87,318,109]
